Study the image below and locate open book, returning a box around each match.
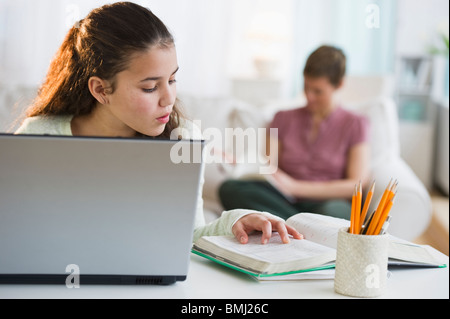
[192,213,447,280]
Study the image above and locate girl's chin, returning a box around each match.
[139,125,166,137]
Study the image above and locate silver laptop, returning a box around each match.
[0,133,205,285]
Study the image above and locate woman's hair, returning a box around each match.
[303,45,346,87]
[24,1,182,138]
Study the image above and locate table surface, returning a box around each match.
[1,246,448,299]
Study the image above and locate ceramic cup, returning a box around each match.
[334,227,389,298]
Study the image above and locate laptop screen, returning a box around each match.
[0,134,205,285]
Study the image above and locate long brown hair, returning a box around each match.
[24,2,182,138]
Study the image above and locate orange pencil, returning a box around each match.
[350,187,356,234]
[361,209,376,234]
[388,181,397,202]
[372,182,397,235]
[366,179,392,235]
[359,180,375,233]
[373,196,395,235]
[355,182,362,234]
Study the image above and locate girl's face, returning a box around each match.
[105,45,178,137]
[303,76,340,115]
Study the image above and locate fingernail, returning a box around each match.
[240,237,246,244]
[263,239,268,245]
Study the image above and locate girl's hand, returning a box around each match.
[232,213,303,245]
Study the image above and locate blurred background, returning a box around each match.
[0,0,448,251]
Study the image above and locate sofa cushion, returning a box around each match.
[343,97,401,168]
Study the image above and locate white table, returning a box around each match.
[0,246,448,300]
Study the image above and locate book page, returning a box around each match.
[286,213,349,249]
[200,233,334,264]
[388,241,443,266]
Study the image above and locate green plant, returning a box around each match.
[429,31,449,56]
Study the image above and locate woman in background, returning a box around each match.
[220,45,371,220]
[15,2,302,245]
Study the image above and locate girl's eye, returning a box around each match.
[142,80,176,93]
[143,87,157,93]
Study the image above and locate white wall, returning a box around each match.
[395,0,449,56]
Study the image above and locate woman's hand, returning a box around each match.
[271,169,299,197]
[232,213,303,245]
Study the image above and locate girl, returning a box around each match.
[15,2,302,245]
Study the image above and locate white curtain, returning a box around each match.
[1,0,63,88]
[153,0,232,98]
[290,0,397,97]
[0,0,232,95]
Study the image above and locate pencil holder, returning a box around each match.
[334,227,389,298]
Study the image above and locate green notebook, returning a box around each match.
[192,213,446,280]
[192,234,336,279]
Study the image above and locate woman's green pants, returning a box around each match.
[219,180,351,220]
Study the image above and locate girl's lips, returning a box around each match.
[156,113,171,124]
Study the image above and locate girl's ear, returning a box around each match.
[88,77,110,105]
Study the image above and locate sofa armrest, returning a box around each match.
[371,158,431,241]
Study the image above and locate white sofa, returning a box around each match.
[0,85,36,132]
[179,88,432,241]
